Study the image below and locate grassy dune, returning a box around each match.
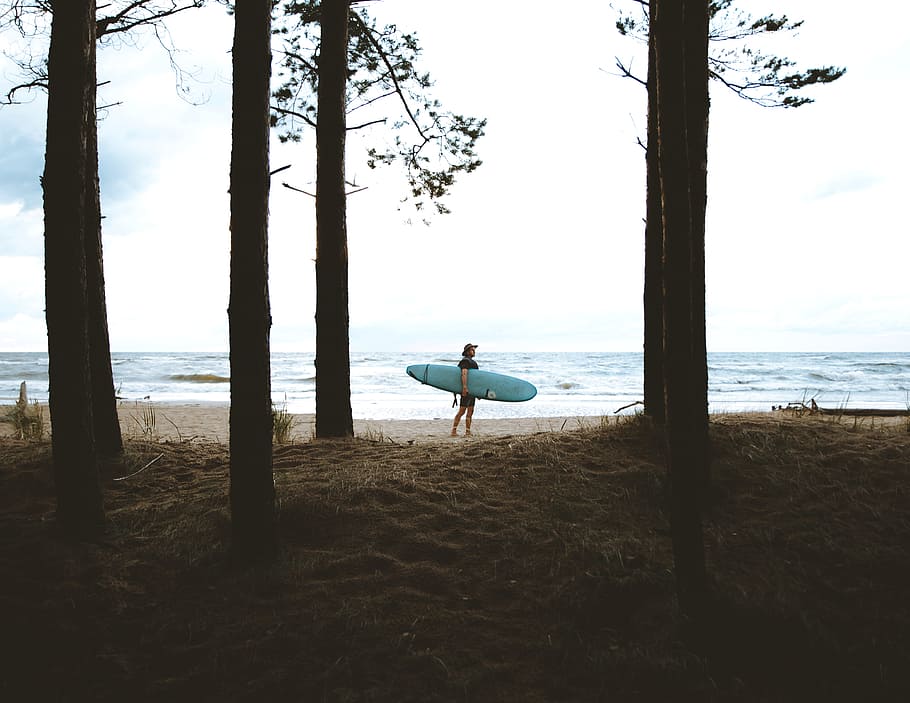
[1,415,908,701]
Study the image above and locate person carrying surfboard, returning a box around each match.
[452,343,479,436]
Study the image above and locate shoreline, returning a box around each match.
[4,401,904,445]
[120,403,613,444]
[2,401,615,444]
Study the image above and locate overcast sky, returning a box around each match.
[0,0,907,353]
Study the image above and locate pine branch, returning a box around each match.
[348,89,396,113]
[275,48,318,76]
[349,10,431,145]
[271,103,317,128]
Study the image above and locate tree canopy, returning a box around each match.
[615,0,846,108]
[272,0,485,217]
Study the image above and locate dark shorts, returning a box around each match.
[459,394,476,408]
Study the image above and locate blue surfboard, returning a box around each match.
[406,363,537,402]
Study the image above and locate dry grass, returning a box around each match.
[272,402,297,444]
[1,416,909,701]
[3,399,46,441]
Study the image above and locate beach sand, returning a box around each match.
[1,406,909,700]
[107,400,607,445]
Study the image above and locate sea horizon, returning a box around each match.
[2,351,907,420]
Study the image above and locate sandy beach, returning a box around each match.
[0,398,611,444]
[3,400,882,446]
[103,400,610,445]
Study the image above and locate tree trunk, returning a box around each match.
[653,0,708,620]
[685,0,711,491]
[643,21,665,424]
[228,0,277,564]
[84,32,123,459]
[314,0,354,438]
[43,0,104,535]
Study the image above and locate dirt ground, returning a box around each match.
[1,415,909,701]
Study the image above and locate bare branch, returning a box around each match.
[1,1,211,105]
[97,0,204,38]
[613,57,646,87]
[347,117,386,131]
[271,103,317,129]
[282,182,315,198]
[4,78,47,105]
[348,89,396,114]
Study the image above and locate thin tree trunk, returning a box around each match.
[314,0,353,438]
[228,0,277,563]
[653,0,708,620]
[84,41,123,459]
[685,0,711,491]
[43,0,104,535]
[643,21,665,424]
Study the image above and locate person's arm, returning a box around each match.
[461,367,469,395]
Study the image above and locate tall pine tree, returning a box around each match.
[273,1,485,438]
[43,0,104,536]
[313,0,353,438]
[652,0,712,620]
[616,1,845,422]
[229,0,278,563]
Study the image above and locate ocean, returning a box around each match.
[1,351,907,420]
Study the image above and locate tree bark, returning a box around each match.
[43,0,104,535]
[228,0,277,563]
[653,0,709,620]
[314,0,354,438]
[685,0,711,490]
[643,21,665,424]
[84,29,123,459]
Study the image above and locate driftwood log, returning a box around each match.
[816,407,910,417]
[774,400,909,417]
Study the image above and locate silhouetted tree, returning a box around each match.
[273,1,485,438]
[616,0,846,422]
[3,1,207,460]
[83,29,122,458]
[642,26,664,424]
[633,0,844,619]
[685,0,711,490]
[313,0,353,438]
[43,0,104,535]
[652,0,710,620]
[91,3,204,457]
[228,0,277,562]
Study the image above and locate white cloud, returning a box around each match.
[0,0,906,352]
[0,313,46,351]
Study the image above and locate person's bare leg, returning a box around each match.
[465,406,474,435]
[452,406,466,436]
